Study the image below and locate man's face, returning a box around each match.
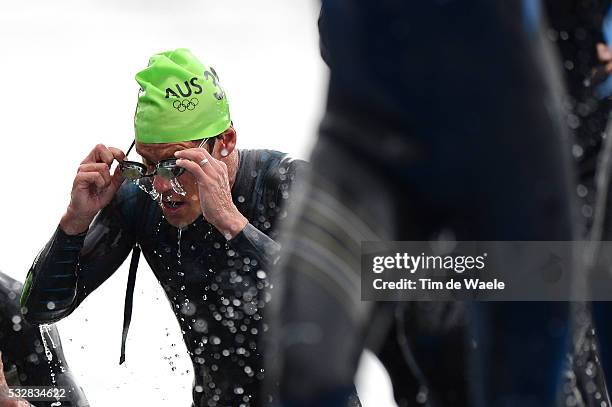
[135,141,207,228]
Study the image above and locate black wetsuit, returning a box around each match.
[21,149,304,407]
[0,272,89,407]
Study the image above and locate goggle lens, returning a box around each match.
[157,159,185,179]
[120,161,146,181]
[120,159,184,181]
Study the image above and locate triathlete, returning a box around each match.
[21,49,305,407]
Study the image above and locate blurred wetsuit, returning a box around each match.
[21,150,306,407]
[0,272,89,407]
[272,1,578,407]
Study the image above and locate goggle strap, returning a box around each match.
[126,139,136,157]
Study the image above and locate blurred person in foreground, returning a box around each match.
[0,272,89,407]
[269,1,581,406]
[20,49,306,407]
[544,0,612,404]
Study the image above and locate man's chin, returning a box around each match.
[162,209,199,229]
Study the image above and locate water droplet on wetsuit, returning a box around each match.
[181,302,196,316]
[243,302,258,316]
[194,319,208,333]
[572,144,584,158]
[416,386,429,404]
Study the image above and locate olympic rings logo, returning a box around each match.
[172,98,199,112]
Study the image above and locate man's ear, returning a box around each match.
[213,126,237,159]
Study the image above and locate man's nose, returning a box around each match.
[152,175,173,193]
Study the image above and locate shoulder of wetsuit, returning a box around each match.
[256,150,309,193]
[254,151,309,239]
[280,154,310,179]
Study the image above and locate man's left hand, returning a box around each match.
[175,147,247,239]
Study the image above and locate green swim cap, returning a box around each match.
[134,48,231,144]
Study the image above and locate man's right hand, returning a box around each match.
[60,144,125,235]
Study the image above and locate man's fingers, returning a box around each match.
[75,172,106,190]
[174,148,221,173]
[93,144,115,165]
[108,147,126,162]
[78,163,112,185]
[174,148,207,162]
[175,147,218,162]
[176,158,209,184]
[110,163,126,190]
[78,163,110,173]
[81,144,116,166]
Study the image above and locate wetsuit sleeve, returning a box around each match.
[21,185,139,324]
[227,156,308,271]
[228,223,281,267]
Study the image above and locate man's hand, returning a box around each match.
[60,144,125,235]
[588,42,612,87]
[0,355,29,407]
[175,148,247,239]
[597,42,612,73]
